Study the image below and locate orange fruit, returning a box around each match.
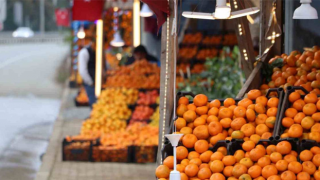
[210,173,225,180]
[200,151,213,163]
[275,160,288,171]
[208,107,219,116]
[210,133,225,145]
[198,167,212,179]
[257,156,271,168]
[246,109,256,122]
[177,164,186,172]
[210,160,224,173]
[276,141,292,155]
[255,103,266,114]
[302,161,316,175]
[194,117,206,127]
[181,159,190,166]
[304,93,318,103]
[180,127,193,135]
[256,114,268,125]
[234,106,247,118]
[313,154,320,167]
[175,118,187,130]
[241,124,256,137]
[194,94,208,107]
[187,122,195,129]
[312,113,320,122]
[222,155,236,166]
[188,151,200,160]
[199,163,210,169]
[208,121,223,136]
[270,152,282,163]
[317,100,320,110]
[188,104,197,111]
[194,140,209,154]
[262,165,278,178]
[181,173,189,180]
[239,174,253,180]
[242,140,255,152]
[179,97,189,105]
[185,163,199,177]
[288,124,303,138]
[231,117,246,130]
[250,134,261,144]
[294,112,306,124]
[207,115,219,123]
[220,118,232,128]
[156,165,170,178]
[308,132,320,142]
[300,150,314,162]
[177,104,188,117]
[177,146,188,160]
[268,175,281,180]
[266,107,278,117]
[183,110,197,123]
[290,150,298,157]
[248,89,262,100]
[190,158,202,166]
[249,147,266,161]
[211,152,224,161]
[280,171,296,180]
[303,103,317,116]
[219,108,233,119]
[193,125,209,140]
[217,147,228,156]
[266,145,277,155]
[284,154,297,163]
[292,99,306,111]
[282,117,294,128]
[234,150,245,163]
[248,104,256,110]
[311,146,320,154]
[232,164,248,178]
[297,172,310,180]
[223,166,234,177]
[268,97,279,108]
[289,92,301,103]
[314,171,320,180]
[209,99,221,108]
[256,96,268,106]
[182,134,198,148]
[228,105,237,111]
[224,98,236,107]
[256,124,270,136]
[265,116,276,128]
[285,108,298,118]
[238,98,253,108]
[288,161,302,174]
[248,165,262,178]
[163,156,174,169]
[196,106,209,115]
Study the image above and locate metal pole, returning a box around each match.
[40,0,45,34]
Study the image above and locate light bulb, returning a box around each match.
[77,26,85,39]
[214,0,231,19]
[265,5,282,41]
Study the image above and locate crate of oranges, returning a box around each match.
[277,86,320,141]
[157,137,320,180]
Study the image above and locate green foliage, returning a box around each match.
[261,58,284,83]
[177,46,245,99]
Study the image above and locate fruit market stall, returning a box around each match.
[63,60,161,163]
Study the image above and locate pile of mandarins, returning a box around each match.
[156,140,320,180]
[174,89,279,146]
[281,91,320,141]
[260,47,320,95]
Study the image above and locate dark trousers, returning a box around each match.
[84,84,97,108]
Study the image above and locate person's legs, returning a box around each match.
[83,84,97,108]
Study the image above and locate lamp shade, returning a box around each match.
[293,0,318,19]
[214,0,231,19]
[140,4,153,17]
[110,31,125,47]
[77,26,85,39]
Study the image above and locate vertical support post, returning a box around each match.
[157,0,175,164]
[95,19,103,97]
[133,0,140,47]
[40,0,45,34]
[231,0,256,79]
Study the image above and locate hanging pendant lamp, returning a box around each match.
[182,0,259,20]
[140,4,153,17]
[77,26,86,39]
[110,31,125,47]
[293,0,318,19]
[265,1,282,44]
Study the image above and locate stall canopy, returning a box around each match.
[141,0,169,30]
[72,0,105,21]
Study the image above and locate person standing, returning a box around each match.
[78,38,97,108]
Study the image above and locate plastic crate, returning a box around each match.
[62,138,96,161]
[92,145,134,162]
[133,146,158,163]
[274,86,317,139]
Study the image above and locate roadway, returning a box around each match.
[0,42,69,180]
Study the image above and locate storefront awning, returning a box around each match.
[72,0,105,21]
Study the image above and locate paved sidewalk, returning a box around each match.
[36,87,157,180]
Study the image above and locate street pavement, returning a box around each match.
[0,42,69,180]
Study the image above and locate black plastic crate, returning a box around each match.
[132,146,158,163]
[274,86,317,139]
[62,138,97,162]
